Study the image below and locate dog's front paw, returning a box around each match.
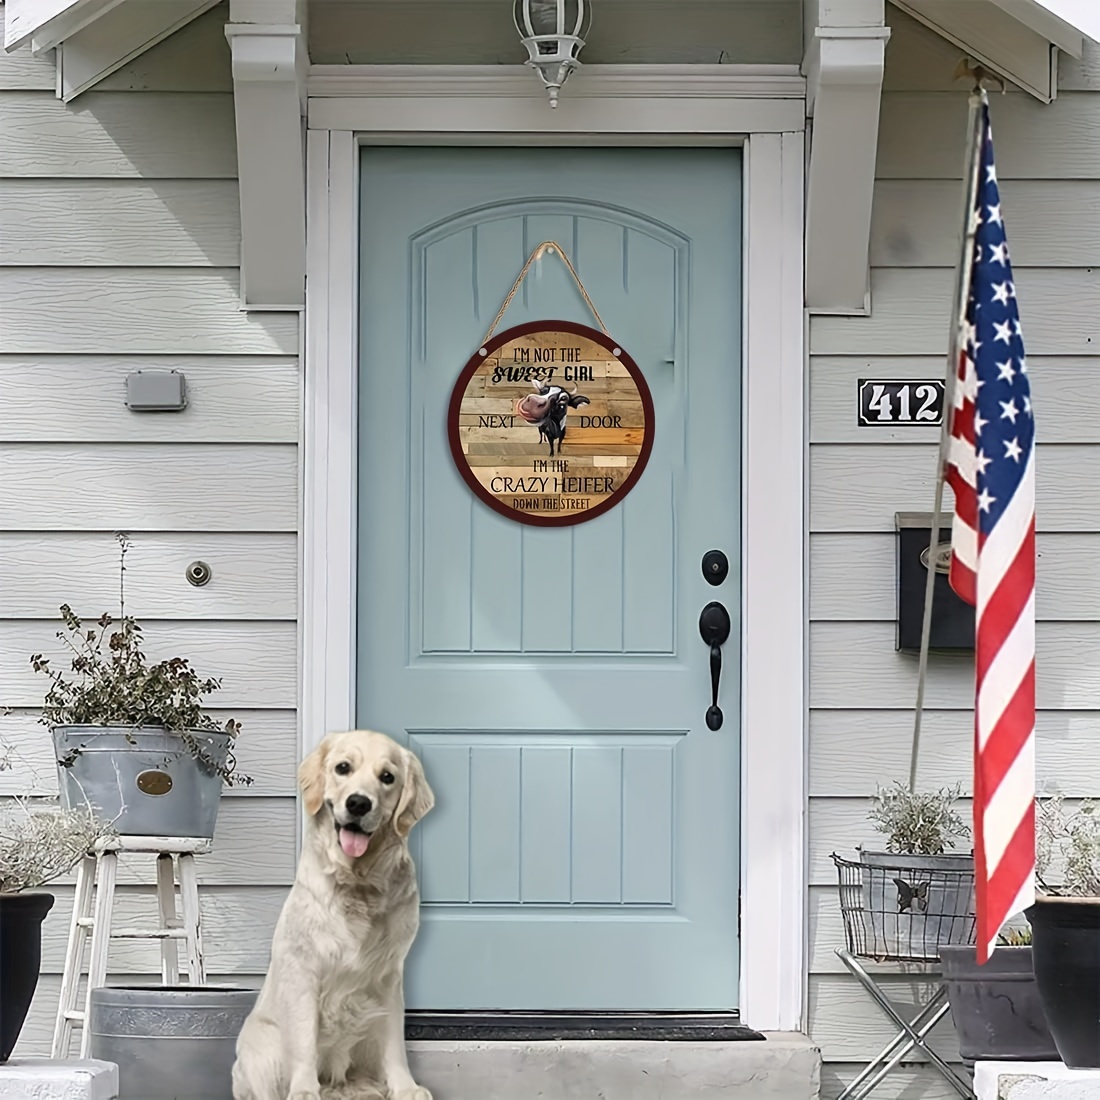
[393,1089,432,1100]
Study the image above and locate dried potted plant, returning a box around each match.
[844,782,976,960]
[0,735,112,1062]
[31,534,251,840]
[1026,795,1100,1069]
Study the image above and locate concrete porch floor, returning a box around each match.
[408,1032,822,1099]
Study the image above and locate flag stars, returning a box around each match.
[975,449,992,475]
[1000,398,1020,423]
[975,411,989,435]
[987,204,1003,226]
[994,320,1014,344]
[1023,395,1032,416]
[990,242,1009,266]
[992,282,1011,305]
[986,162,998,184]
[996,360,1016,382]
[1004,438,1023,463]
[978,488,996,513]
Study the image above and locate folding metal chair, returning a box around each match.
[831,853,977,1100]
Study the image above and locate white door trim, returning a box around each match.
[301,68,808,1033]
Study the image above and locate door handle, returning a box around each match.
[698,601,732,731]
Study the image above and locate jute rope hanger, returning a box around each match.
[481,240,610,347]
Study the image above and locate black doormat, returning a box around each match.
[404,1011,765,1042]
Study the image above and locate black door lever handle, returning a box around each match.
[698,601,732,731]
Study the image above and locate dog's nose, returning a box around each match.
[345,793,373,818]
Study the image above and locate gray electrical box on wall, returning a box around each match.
[895,512,975,653]
[126,370,187,411]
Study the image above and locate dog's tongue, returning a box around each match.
[339,827,371,859]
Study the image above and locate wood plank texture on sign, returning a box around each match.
[455,331,649,522]
[0,443,298,531]
[0,179,241,266]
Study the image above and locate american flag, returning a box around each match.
[945,97,1036,964]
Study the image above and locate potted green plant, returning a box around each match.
[30,534,251,840]
[1026,795,1100,1070]
[847,782,976,960]
[0,735,112,1062]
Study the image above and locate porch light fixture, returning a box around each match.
[513,0,592,108]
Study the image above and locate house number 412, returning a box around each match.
[857,379,945,427]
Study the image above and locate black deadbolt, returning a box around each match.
[701,550,729,587]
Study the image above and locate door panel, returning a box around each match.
[358,147,742,1010]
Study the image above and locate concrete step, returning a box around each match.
[0,1059,119,1100]
[408,1032,821,1099]
[975,1061,1100,1100]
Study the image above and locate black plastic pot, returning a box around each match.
[0,891,56,1062]
[1026,896,1100,1070]
[939,944,1059,1066]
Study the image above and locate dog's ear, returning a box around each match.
[394,748,435,837]
[298,739,329,817]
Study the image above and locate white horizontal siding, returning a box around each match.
[877,91,1100,179]
[871,179,1100,267]
[0,620,297,708]
[1,12,300,1064]
[812,357,1100,444]
[0,180,241,266]
[812,443,1100,532]
[0,270,296,354]
[811,621,1100,709]
[0,357,298,442]
[811,268,1100,355]
[811,533,1100,620]
[0,444,298,530]
[0,92,237,177]
[807,8,1100,1082]
[0,533,297,618]
[810,710,1100,797]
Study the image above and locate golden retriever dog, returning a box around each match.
[232,730,435,1100]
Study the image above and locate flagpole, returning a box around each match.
[908,83,987,792]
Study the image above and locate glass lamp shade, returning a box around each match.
[513,0,592,107]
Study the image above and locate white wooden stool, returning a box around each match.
[51,836,212,1060]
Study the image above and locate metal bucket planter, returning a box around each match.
[53,725,231,839]
[836,851,976,961]
[88,985,258,1100]
[939,944,1059,1066]
[0,892,55,1062]
[1026,897,1100,1069]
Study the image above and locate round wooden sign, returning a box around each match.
[448,321,655,527]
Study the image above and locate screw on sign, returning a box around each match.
[447,322,656,527]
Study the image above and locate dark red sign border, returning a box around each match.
[447,320,656,528]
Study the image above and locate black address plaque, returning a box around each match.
[857,378,945,427]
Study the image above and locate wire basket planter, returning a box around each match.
[833,851,977,963]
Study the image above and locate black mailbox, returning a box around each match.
[895,512,975,653]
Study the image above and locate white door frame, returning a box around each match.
[299,64,808,1033]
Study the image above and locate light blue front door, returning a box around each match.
[357,147,742,1011]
